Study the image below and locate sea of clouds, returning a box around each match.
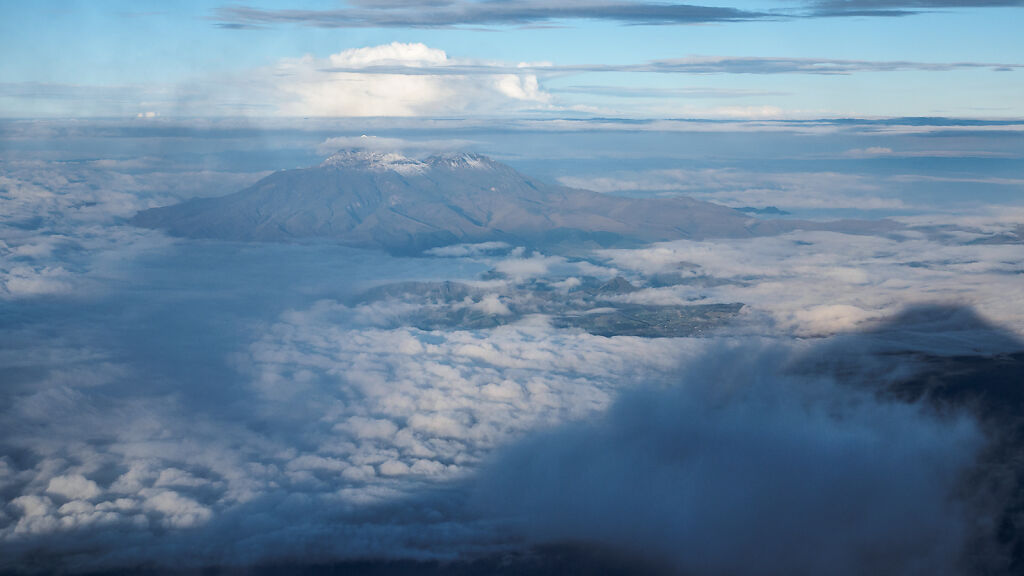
[2,122,1023,573]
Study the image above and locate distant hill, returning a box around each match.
[736,205,790,216]
[131,150,892,253]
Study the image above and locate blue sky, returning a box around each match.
[1,0,1022,118]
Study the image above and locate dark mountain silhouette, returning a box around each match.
[131,150,894,254]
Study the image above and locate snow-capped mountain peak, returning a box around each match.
[321,148,426,174]
[425,152,498,171]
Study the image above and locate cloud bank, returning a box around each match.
[2,121,1023,573]
[475,343,982,575]
[596,229,1024,340]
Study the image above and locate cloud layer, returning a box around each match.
[2,120,1022,572]
[597,227,1024,340]
[476,343,982,575]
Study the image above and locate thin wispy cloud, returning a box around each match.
[808,0,1024,17]
[212,0,1024,29]
[213,1,771,29]
[11,44,1017,119]
[319,55,1023,76]
[550,85,791,99]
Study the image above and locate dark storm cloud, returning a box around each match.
[213,1,770,29]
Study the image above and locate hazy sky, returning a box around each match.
[2,0,1022,118]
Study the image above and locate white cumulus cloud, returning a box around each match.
[45,475,101,501]
[274,42,552,117]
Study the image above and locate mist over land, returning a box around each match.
[3,1,1024,573]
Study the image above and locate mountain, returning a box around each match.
[131,150,888,254]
